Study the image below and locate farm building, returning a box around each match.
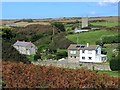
[68,43,107,63]
[13,40,37,55]
[74,27,89,33]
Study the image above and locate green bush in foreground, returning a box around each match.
[110,56,120,71]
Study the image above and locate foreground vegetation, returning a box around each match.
[2,61,119,88]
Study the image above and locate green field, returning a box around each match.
[98,70,120,77]
[66,30,118,45]
[90,22,118,27]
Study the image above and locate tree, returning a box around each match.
[96,40,104,47]
[51,22,65,32]
[2,28,16,40]
[110,56,120,71]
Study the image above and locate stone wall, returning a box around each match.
[32,60,111,71]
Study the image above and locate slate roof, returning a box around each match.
[68,44,98,50]
[13,41,35,47]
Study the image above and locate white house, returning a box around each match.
[68,43,107,63]
[13,40,37,55]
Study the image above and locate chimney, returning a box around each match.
[87,43,89,47]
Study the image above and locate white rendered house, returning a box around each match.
[13,40,37,55]
[68,44,107,63]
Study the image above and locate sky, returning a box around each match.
[1,1,119,19]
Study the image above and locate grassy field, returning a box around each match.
[90,21,118,27]
[66,30,118,45]
[98,70,120,77]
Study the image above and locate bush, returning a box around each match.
[55,51,67,60]
[31,33,44,42]
[2,61,119,88]
[101,49,107,55]
[2,40,30,64]
[110,57,120,71]
[102,35,119,44]
[96,40,104,47]
[51,22,65,32]
[34,54,41,61]
[2,28,16,40]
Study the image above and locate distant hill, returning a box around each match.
[1,16,118,26]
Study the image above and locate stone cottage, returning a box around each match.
[13,40,37,55]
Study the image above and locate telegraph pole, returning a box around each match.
[52,26,55,43]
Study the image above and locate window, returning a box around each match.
[74,56,76,58]
[71,56,72,58]
[70,50,76,54]
[88,57,92,60]
[82,57,85,60]
[88,50,92,54]
[82,50,85,53]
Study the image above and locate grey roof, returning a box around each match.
[68,44,98,50]
[13,41,35,47]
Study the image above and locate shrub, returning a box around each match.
[110,57,120,71]
[55,51,67,60]
[101,49,107,55]
[51,22,65,32]
[2,61,119,88]
[31,33,44,42]
[34,54,41,61]
[102,35,119,44]
[96,40,104,47]
[2,40,30,64]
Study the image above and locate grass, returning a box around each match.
[90,21,118,27]
[98,70,120,77]
[66,30,118,45]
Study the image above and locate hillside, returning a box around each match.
[66,30,118,45]
[1,16,118,26]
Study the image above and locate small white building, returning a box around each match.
[68,43,107,63]
[13,40,37,55]
[74,28,89,33]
